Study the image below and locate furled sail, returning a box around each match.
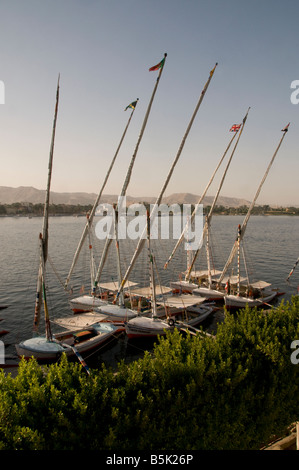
[114,63,218,304]
[218,123,290,284]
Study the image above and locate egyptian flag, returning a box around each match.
[281,123,290,132]
[149,56,166,71]
[230,124,241,132]
[125,100,138,111]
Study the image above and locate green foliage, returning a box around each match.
[0,298,298,450]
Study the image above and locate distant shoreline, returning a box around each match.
[0,202,299,218]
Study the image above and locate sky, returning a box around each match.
[0,0,298,206]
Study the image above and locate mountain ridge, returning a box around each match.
[0,185,252,207]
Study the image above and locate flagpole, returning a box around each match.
[114,62,218,304]
[185,107,250,281]
[64,99,139,290]
[218,123,290,284]
[93,54,168,293]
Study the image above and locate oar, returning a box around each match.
[61,343,90,376]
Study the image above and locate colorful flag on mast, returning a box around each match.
[149,56,166,72]
[125,100,138,111]
[230,124,241,132]
[281,123,290,132]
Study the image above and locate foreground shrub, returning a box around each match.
[0,297,298,450]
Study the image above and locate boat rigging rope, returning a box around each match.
[47,254,69,293]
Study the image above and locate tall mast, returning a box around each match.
[146,210,157,318]
[113,204,125,306]
[164,125,238,270]
[114,63,218,304]
[236,224,241,296]
[185,107,250,281]
[93,54,168,291]
[33,75,60,334]
[205,216,212,287]
[64,98,139,290]
[218,123,290,284]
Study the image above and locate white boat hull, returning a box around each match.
[125,316,175,339]
[224,291,277,308]
[179,305,214,326]
[125,304,214,338]
[16,323,124,362]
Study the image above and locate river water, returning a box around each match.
[0,214,298,370]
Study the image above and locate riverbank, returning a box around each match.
[1,202,299,217]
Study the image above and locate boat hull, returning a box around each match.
[16,323,124,362]
[125,316,175,339]
[224,291,277,309]
[178,305,214,326]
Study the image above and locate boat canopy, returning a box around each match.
[129,286,172,298]
[185,269,222,279]
[218,275,247,285]
[249,281,272,289]
[97,281,138,292]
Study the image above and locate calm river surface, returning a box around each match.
[1,215,299,370]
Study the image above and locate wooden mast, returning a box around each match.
[163,126,239,270]
[33,75,60,336]
[114,63,218,304]
[218,123,290,284]
[64,98,139,290]
[146,210,158,319]
[185,107,250,281]
[93,54,168,293]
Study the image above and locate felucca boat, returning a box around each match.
[67,55,168,322]
[165,109,250,299]
[115,62,218,309]
[120,64,219,337]
[15,78,123,364]
[222,124,290,309]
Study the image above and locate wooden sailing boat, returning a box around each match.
[190,110,250,300]
[121,64,219,337]
[66,98,139,314]
[15,77,123,363]
[115,62,218,307]
[222,124,290,309]
[125,211,176,338]
[166,109,250,299]
[68,55,168,322]
[125,212,214,338]
[223,225,277,308]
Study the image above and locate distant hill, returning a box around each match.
[0,186,251,208]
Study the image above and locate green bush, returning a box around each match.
[0,297,298,450]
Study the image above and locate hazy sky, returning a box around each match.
[0,0,298,205]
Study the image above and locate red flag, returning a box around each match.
[149,56,166,72]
